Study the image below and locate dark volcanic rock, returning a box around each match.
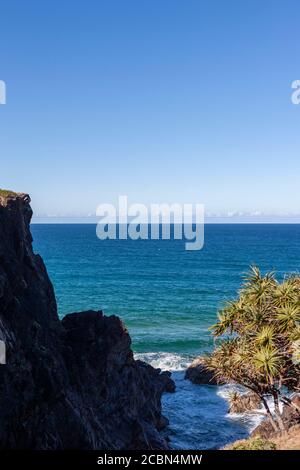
[185,357,224,385]
[136,361,176,394]
[0,192,174,449]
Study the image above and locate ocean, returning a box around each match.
[31,223,300,449]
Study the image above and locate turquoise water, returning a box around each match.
[31,224,300,449]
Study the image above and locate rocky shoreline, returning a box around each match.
[185,356,300,449]
[0,192,175,449]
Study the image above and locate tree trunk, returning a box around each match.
[260,396,280,433]
[273,391,286,433]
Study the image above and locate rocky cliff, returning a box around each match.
[0,191,174,449]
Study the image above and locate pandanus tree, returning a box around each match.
[205,266,300,433]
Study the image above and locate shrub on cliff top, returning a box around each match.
[0,189,18,198]
[228,437,276,450]
[205,266,300,434]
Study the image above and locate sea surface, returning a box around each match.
[31,224,300,449]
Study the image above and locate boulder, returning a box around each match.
[185,357,224,385]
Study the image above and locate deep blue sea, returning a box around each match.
[32,224,300,449]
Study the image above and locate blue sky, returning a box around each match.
[0,0,299,220]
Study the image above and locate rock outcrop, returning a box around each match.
[228,392,261,414]
[251,395,300,439]
[185,357,224,385]
[227,395,300,450]
[0,191,174,449]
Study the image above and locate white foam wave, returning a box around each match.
[134,351,193,371]
[217,384,266,432]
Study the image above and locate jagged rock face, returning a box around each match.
[0,192,174,449]
[185,357,224,385]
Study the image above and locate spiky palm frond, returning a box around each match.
[273,281,299,307]
[243,303,271,329]
[255,326,275,347]
[242,274,276,307]
[246,281,274,304]
[210,308,235,336]
[244,266,262,284]
[288,324,300,342]
[244,266,276,288]
[277,303,300,332]
[252,346,281,377]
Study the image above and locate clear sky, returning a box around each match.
[0,0,299,220]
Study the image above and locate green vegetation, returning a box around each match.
[228,437,276,450]
[205,266,300,434]
[0,189,18,198]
